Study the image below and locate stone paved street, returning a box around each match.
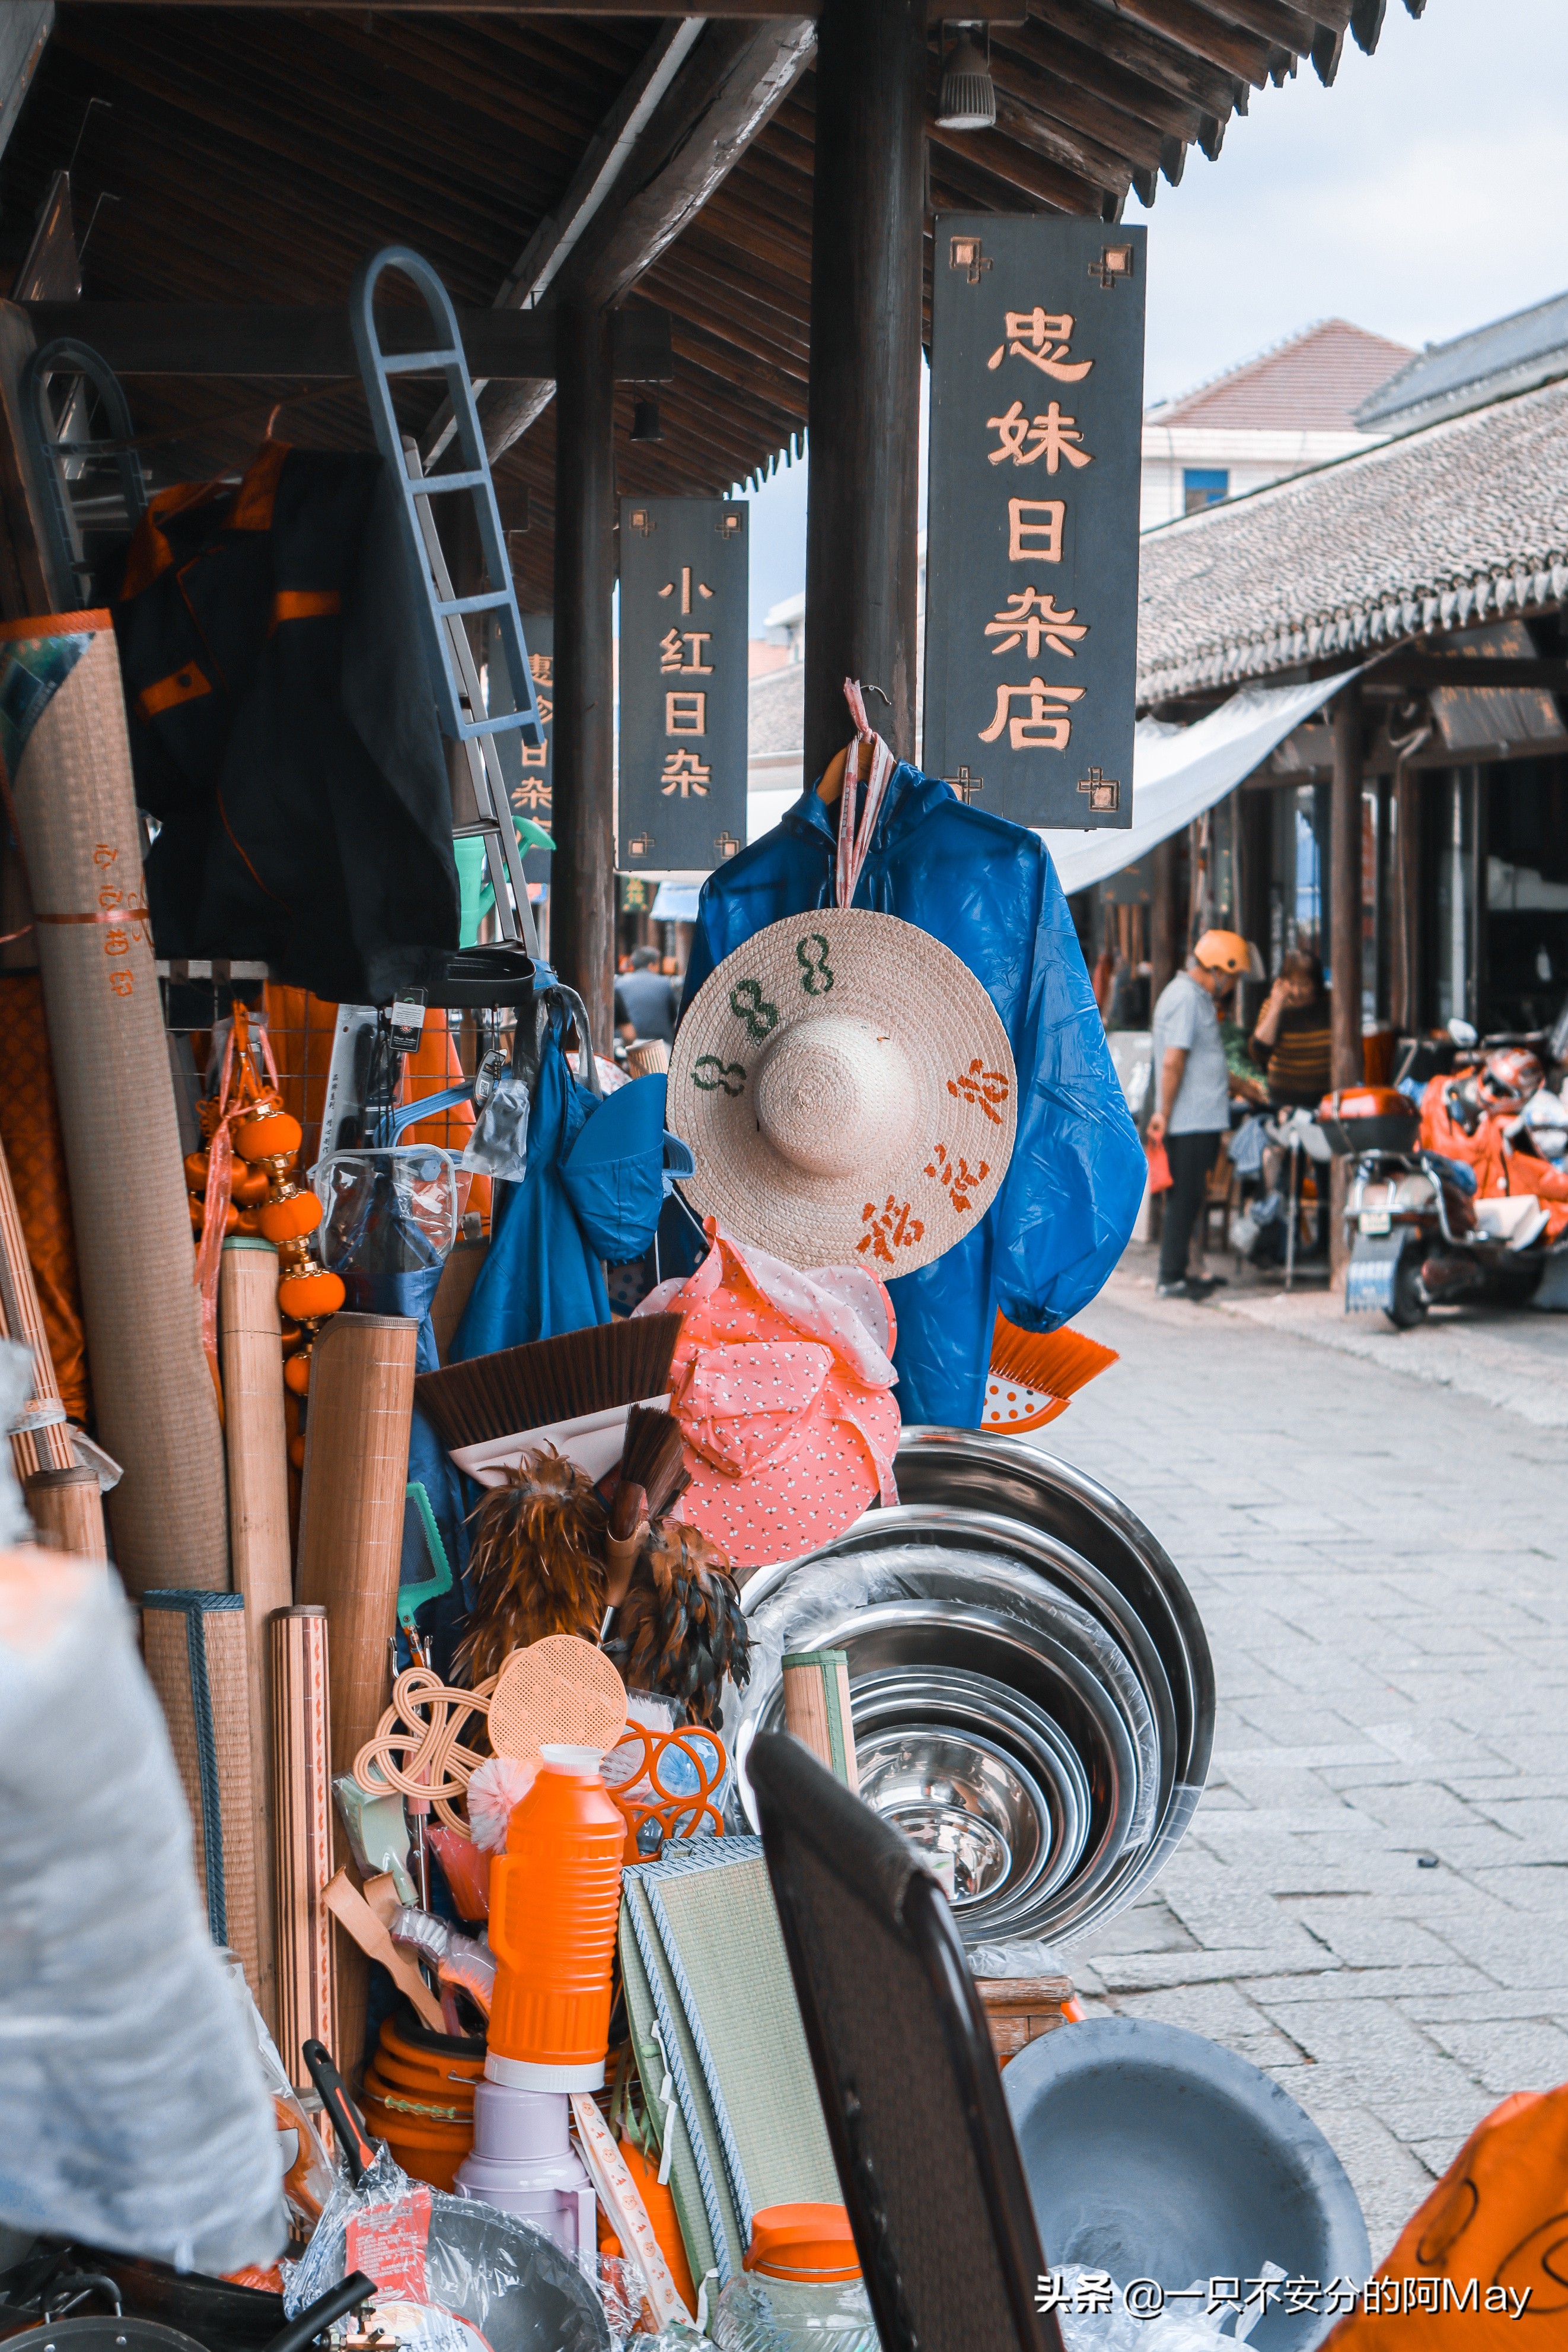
[1044,1262,1568,2259]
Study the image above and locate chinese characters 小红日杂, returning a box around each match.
[665,691,706,736]
[986,399,1093,472]
[986,309,1092,383]
[657,566,715,615]
[661,750,712,799]
[984,588,1086,660]
[660,629,713,674]
[979,677,1085,752]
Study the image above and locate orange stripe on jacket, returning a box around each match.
[268,590,341,635]
[135,663,212,722]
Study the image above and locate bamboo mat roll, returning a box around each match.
[24,1463,106,1557]
[0,1125,77,1486]
[0,615,227,1594]
[271,1604,337,2091]
[142,1589,262,2001]
[219,1237,293,2032]
[296,1310,417,2073]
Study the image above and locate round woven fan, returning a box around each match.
[487,1634,627,1763]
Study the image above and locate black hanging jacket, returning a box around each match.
[103,441,459,1003]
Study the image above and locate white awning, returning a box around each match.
[1043,673,1359,899]
[650,880,703,922]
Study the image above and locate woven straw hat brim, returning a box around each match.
[669,909,1017,1275]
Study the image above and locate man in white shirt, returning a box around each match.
[1147,930,1261,1300]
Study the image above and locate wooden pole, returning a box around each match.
[271,1603,338,2092]
[24,1464,106,1557]
[551,300,617,1061]
[295,1310,417,2078]
[802,0,926,780]
[1329,680,1363,1280]
[219,1236,293,2035]
[1150,832,1181,1010]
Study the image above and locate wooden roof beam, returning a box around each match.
[1098,0,1273,88]
[17,300,674,379]
[926,119,1112,213]
[983,42,1170,170]
[1025,0,1241,119]
[453,16,814,464]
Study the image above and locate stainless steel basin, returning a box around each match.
[736,1427,1214,1954]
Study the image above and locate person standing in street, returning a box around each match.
[1147,930,1263,1300]
[614,943,679,1045]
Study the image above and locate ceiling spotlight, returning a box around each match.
[630,394,664,444]
[937,23,995,133]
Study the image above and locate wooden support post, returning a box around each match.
[551,303,617,1057]
[802,0,926,779]
[1150,832,1182,1010]
[1329,679,1363,1280]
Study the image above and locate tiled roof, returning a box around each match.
[1136,377,1568,704]
[1146,320,1414,433]
[749,659,805,758]
[1357,288,1568,432]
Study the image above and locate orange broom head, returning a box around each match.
[984,1317,1118,1436]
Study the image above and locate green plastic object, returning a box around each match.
[332,1771,416,1905]
[456,813,557,946]
[398,1481,454,1630]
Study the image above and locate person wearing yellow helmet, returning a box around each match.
[1148,930,1263,1300]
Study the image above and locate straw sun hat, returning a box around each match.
[668,908,1018,1275]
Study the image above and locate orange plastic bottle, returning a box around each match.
[486,1743,625,2089]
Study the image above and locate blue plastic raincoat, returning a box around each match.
[679,764,1144,1427]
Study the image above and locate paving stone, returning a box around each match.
[1056,1269,1568,2239]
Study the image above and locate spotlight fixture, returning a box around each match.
[630,394,664,444]
[936,23,995,132]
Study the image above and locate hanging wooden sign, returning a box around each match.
[487,610,553,882]
[924,217,1146,832]
[619,497,748,875]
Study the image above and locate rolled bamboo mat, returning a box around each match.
[219,1237,293,2034]
[0,615,227,1594]
[141,1589,262,2002]
[0,1125,76,1486]
[0,969,92,1430]
[296,1310,417,2074]
[24,1463,106,1557]
[270,1604,337,2091]
[782,1648,860,1791]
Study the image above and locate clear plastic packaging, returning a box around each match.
[1051,2264,1287,2350]
[712,2273,881,2350]
[283,2141,610,2350]
[221,1952,334,2231]
[0,1553,283,2271]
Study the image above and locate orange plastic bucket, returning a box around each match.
[487,1743,624,2088]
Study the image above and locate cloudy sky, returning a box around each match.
[744,0,1568,627]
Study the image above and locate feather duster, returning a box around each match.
[605,1520,750,1729]
[454,1446,608,1685]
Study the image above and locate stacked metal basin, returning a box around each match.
[734,1427,1214,1955]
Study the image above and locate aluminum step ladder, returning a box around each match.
[350,244,545,960]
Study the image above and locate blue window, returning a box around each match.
[1183,467,1229,514]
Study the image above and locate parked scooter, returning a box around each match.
[1318,1080,1568,1328]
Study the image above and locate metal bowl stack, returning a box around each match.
[734,1427,1214,1956]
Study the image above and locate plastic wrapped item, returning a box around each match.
[390,1906,497,2021]
[712,2274,880,2350]
[284,2141,610,2350]
[334,1770,418,1904]
[313,1147,464,1271]
[0,1549,284,2271]
[222,1952,335,2230]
